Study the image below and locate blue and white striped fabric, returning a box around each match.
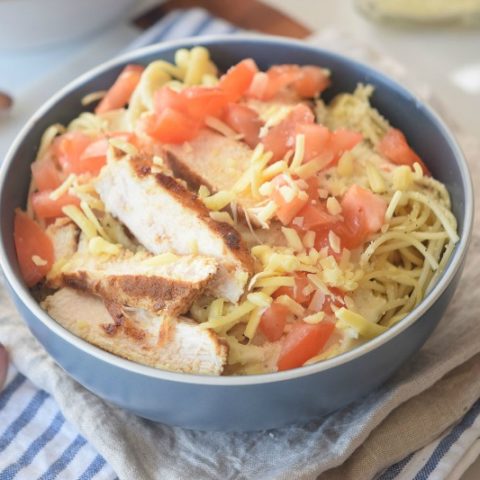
[0,368,116,480]
[379,398,480,480]
[1,8,479,480]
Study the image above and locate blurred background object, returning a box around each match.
[0,0,137,51]
[356,0,480,26]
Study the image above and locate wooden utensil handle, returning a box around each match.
[134,0,312,38]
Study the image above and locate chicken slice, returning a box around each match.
[42,288,227,375]
[51,250,218,317]
[95,155,253,302]
[45,218,79,261]
[163,129,257,208]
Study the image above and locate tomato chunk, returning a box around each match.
[341,184,387,234]
[143,109,200,144]
[262,103,315,161]
[218,59,258,102]
[223,103,263,148]
[31,191,80,219]
[329,129,363,164]
[296,123,331,163]
[14,210,54,287]
[259,302,290,342]
[277,321,335,371]
[95,64,144,114]
[77,138,108,175]
[247,64,330,100]
[274,273,312,306]
[293,66,330,98]
[270,175,309,225]
[54,132,93,174]
[31,159,63,191]
[378,128,430,175]
[154,86,229,125]
[298,202,337,230]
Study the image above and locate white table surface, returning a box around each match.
[0,0,479,477]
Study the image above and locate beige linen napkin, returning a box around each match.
[0,131,477,480]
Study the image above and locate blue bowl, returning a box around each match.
[0,35,473,431]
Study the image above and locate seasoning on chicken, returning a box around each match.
[43,288,228,375]
[51,249,217,317]
[95,155,254,303]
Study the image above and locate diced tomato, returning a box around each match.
[247,64,330,100]
[312,185,386,252]
[314,216,367,252]
[182,87,229,121]
[262,103,315,161]
[154,87,184,114]
[322,287,345,315]
[277,321,335,371]
[14,210,54,287]
[31,191,80,219]
[378,128,430,175]
[298,202,337,230]
[95,64,144,114]
[54,132,92,174]
[273,272,312,306]
[273,192,308,225]
[142,109,200,144]
[31,159,63,191]
[223,103,263,148]
[341,184,387,234]
[218,59,258,102]
[270,175,309,225]
[77,138,108,175]
[264,65,302,100]
[247,72,270,99]
[293,66,330,98]
[329,129,363,164]
[296,123,331,163]
[154,86,229,124]
[259,302,290,342]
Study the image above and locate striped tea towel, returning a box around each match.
[1,8,480,480]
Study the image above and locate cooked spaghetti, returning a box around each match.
[13,47,458,375]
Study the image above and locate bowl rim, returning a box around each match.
[0,33,474,386]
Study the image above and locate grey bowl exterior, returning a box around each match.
[0,35,473,431]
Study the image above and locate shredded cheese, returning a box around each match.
[62,205,97,239]
[202,190,234,211]
[303,312,325,324]
[31,255,47,266]
[142,252,179,266]
[88,236,121,256]
[49,174,77,201]
[247,292,273,308]
[326,196,342,215]
[209,211,235,226]
[289,134,305,171]
[275,295,305,317]
[281,227,304,252]
[335,308,386,339]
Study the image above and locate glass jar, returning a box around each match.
[356,0,480,26]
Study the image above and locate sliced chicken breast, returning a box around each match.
[43,288,227,375]
[164,129,256,208]
[46,218,79,261]
[95,155,253,302]
[52,250,217,316]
